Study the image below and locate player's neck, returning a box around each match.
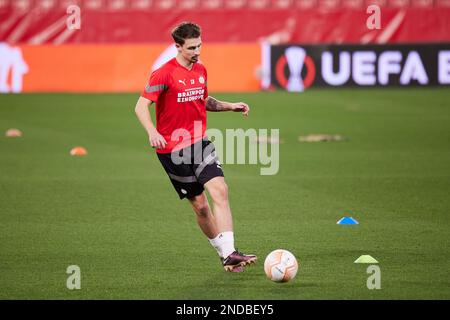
[176,55,194,70]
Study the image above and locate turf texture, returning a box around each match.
[0,89,449,299]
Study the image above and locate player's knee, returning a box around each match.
[211,182,229,204]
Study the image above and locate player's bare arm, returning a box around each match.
[134,96,167,149]
[205,96,250,116]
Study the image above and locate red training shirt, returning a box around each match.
[141,57,208,154]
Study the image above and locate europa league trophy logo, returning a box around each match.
[285,47,306,92]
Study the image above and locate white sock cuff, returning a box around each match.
[208,232,235,258]
[220,231,234,243]
[209,231,234,245]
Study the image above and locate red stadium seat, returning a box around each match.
[318,0,341,10]
[84,0,105,10]
[365,0,388,7]
[248,0,271,9]
[411,0,434,7]
[342,0,365,9]
[272,0,294,8]
[178,0,200,9]
[224,0,246,9]
[389,0,411,7]
[201,0,224,9]
[295,0,319,8]
[436,0,450,6]
[131,0,153,9]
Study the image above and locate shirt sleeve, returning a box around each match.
[141,68,169,102]
[203,67,208,100]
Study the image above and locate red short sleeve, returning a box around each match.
[141,68,169,102]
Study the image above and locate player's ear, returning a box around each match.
[175,43,182,53]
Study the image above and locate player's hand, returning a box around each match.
[231,102,250,117]
[148,129,167,149]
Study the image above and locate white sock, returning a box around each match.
[208,231,235,259]
[208,234,223,258]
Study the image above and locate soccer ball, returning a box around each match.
[264,249,298,282]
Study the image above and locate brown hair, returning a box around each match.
[171,22,201,45]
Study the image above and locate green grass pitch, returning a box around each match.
[1,89,449,299]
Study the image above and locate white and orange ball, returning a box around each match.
[264,249,298,282]
[70,146,87,156]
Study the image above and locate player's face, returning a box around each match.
[179,37,202,64]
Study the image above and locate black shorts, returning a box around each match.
[157,139,224,199]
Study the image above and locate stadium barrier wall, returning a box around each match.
[0,44,261,93]
[266,43,450,91]
[2,43,449,93]
[1,2,450,44]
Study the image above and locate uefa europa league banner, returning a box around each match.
[266,44,450,91]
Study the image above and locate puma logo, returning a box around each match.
[178,79,186,85]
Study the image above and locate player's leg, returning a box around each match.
[204,176,257,271]
[194,140,256,271]
[188,192,217,239]
[157,146,228,267]
[188,191,243,272]
[204,176,232,233]
[156,145,246,272]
